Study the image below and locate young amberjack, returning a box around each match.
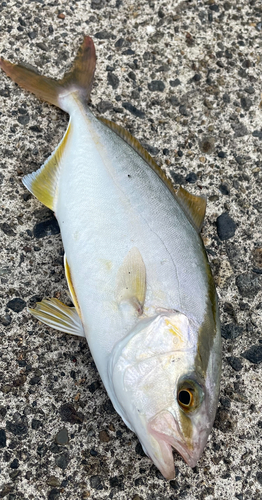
[0,37,221,479]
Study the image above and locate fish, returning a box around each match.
[0,36,221,480]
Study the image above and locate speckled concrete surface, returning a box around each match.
[0,1,262,499]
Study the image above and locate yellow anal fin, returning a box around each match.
[176,186,206,232]
[22,120,72,210]
[116,247,146,315]
[64,254,82,320]
[29,298,85,337]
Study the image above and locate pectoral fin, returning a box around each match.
[116,247,146,314]
[29,298,85,337]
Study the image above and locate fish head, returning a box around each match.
[109,310,221,479]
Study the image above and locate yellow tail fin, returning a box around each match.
[0,36,96,111]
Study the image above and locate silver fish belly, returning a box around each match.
[0,36,221,480]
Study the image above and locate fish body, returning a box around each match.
[0,37,221,479]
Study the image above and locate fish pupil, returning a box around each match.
[178,390,191,406]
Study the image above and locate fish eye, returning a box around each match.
[178,389,193,408]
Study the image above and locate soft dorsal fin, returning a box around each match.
[99,117,177,195]
[99,117,206,232]
[22,120,72,211]
[28,297,85,337]
[64,253,82,319]
[116,247,146,315]
[176,187,206,232]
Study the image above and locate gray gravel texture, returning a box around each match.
[0,0,262,499]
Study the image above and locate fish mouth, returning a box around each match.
[147,410,203,479]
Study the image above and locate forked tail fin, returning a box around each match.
[0,36,96,112]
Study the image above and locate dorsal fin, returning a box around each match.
[176,187,206,232]
[22,120,72,211]
[99,117,206,232]
[116,247,146,315]
[99,117,177,195]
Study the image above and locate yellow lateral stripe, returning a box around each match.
[64,254,82,320]
[22,120,72,210]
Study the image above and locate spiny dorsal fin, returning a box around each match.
[64,254,82,320]
[28,298,85,337]
[176,186,206,232]
[22,120,72,211]
[116,247,146,315]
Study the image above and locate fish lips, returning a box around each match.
[147,410,208,479]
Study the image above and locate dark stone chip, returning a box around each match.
[170,172,185,185]
[48,489,61,500]
[135,441,146,457]
[97,100,113,114]
[216,212,236,240]
[240,97,252,111]
[6,417,28,437]
[169,95,179,106]
[163,148,169,155]
[0,223,16,236]
[103,399,115,414]
[0,314,12,326]
[241,345,262,364]
[50,443,62,454]
[122,48,135,55]
[88,380,101,393]
[170,480,179,490]
[59,403,84,424]
[55,428,69,445]
[10,459,19,469]
[252,130,262,139]
[226,356,243,371]
[221,323,244,340]
[179,104,189,116]
[29,376,41,385]
[0,88,10,97]
[214,407,234,432]
[209,4,219,11]
[223,93,230,103]
[244,86,255,94]
[217,151,227,159]
[177,150,183,157]
[109,476,122,488]
[36,42,48,51]
[94,30,111,39]
[107,72,119,90]
[17,113,30,125]
[91,0,104,9]
[199,136,215,154]
[29,125,42,133]
[186,172,197,183]
[31,418,42,430]
[231,122,248,138]
[236,272,261,298]
[122,102,145,119]
[257,472,262,485]
[148,80,165,92]
[90,475,104,490]
[6,298,26,313]
[128,70,136,81]
[170,78,181,87]
[219,184,230,195]
[55,452,70,470]
[0,429,6,448]
[115,37,124,48]
[33,216,60,238]
[193,73,201,82]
